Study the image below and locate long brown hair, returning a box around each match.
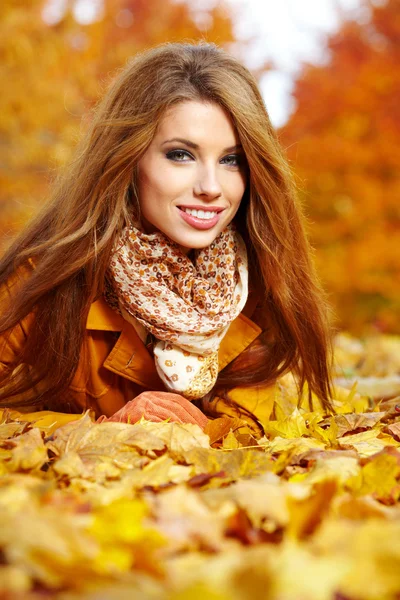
[0,42,333,412]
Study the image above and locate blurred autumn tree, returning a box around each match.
[281,0,400,334]
[0,0,235,244]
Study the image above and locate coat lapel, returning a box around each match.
[87,297,262,389]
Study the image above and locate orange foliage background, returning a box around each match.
[281,0,400,334]
[1,0,399,334]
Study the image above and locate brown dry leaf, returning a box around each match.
[45,412,94,454]
[204,416,244,445]
[385,421,400,442]
[139,421,209,459]
[47,418,167,482]
[0,421,30,442]
[5,428,48,472]
[320,411,385,437]
[375,396,400,421]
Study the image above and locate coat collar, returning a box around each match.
[87,297,262,389]
[87,297,125,331]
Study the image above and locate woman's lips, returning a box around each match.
[177,207,222,230]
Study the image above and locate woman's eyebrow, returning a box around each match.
[161,137,242,153]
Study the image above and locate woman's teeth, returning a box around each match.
[181,208,216,220]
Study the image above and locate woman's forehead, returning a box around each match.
[153,100,240,148]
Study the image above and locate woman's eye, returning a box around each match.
[166,149,193,162]
[165,150,243,167]
[221,154,242,167]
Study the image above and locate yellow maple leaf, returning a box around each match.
[307,415,339,446]
[90,498,165,575]
[338,429,399,457]
[222,430,241,449]
[263,407,308,440]
[347,448,400,502]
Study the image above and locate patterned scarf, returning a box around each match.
[105,224,248,399]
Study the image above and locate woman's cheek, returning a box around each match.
[157,166,188,198]
[229,178,246,208]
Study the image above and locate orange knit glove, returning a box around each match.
[97,391,208,430]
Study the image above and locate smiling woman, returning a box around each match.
[0,42,333,436]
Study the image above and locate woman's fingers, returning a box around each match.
[134,392,208,428]
[99,391,208,429]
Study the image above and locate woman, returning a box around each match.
[0,42,333,436]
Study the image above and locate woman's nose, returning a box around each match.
[193,165,222,199]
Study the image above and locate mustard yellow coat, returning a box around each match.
[0,271,276,435]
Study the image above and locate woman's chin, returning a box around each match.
[167,231,219,252]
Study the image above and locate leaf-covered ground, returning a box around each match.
[1,333,400,600]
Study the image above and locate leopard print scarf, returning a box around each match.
[105,224,248,399]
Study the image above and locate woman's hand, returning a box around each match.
[97,391,208,430]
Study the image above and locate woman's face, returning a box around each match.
[136,100,247,252]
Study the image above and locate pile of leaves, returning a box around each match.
[1,334,400,600]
